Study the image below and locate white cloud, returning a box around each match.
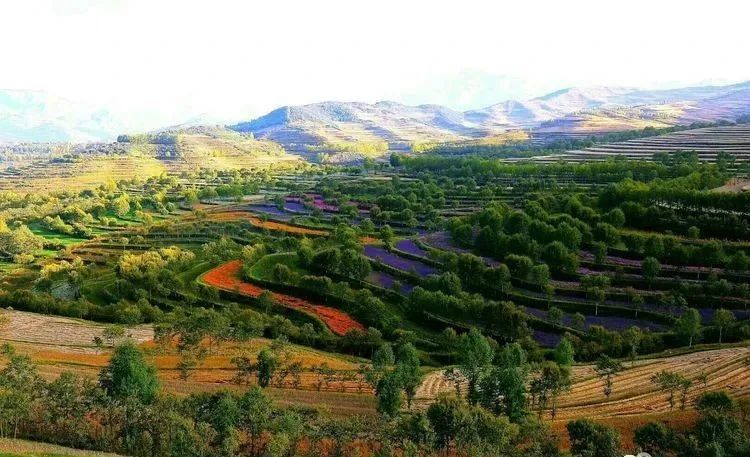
[1,0,748,128]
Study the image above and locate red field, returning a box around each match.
[200,260,365,336]
[206,211,330,236]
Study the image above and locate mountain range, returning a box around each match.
[231,81,750,147]
[2,81,750,145]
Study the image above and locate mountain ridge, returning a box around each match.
[228,81,750,146]
[2,81,750,144]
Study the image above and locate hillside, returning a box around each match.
[525,123,750,165]
[229,81,750,148]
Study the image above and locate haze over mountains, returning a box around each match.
[2,81,750,145]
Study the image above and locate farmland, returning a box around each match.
[528,123,750,166]
[0,139,747,456]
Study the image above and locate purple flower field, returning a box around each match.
[246,205,294,221]
[533,330,562,347]
[364,245,437,277]
[366,270,415,294]
[525,307,666,332]
[580,251,641,267]
[421,231,500,266]
[422,231,469,253]
[697,308,750,322]
[284,201,308,213]
[395,239,428,257]
[247,204,288,216]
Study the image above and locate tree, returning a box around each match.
[553,337,575,366]
[102,324,125,347]
[457,328,494,404]
[0,354,42,438]
[676,308,702,348]
[376,371,403,418]
[373,343,395,370]
[478,343,529,421]
[542,241,578,274]
[622,326,642,364]
[427,395,465,454]
[592,241,607,265]
[111,194,131,217]
[379,225,394,246]
[395,343,421,409]
[642,257,661,289]
[530,361,571,419]
[238,387,273,456]
[687,226,700,239]
[712,309,735,344]
[547,306,563,325]
[651,370,685,410]
[530,264,550,288]
[567,419,621,457]
[679,378,693,410]
[256,348,277,388]
[594,355,623,399]
[99,341,159,404]
[634,422,674,457]
[572,312,586,331]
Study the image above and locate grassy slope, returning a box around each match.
[0,438,122,456]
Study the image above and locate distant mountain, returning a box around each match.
[230,101,484,147]
[4,81,750,145]
[0,90,124,142]
[231,82,750,146]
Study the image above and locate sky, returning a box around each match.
[2,0,749,129]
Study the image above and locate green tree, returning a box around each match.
[99,341,159,404]
[676,308,702,348]
[567,419,621,457]
[395,343,422,409]
[650,370,685,410]
[478,343,529,421]
[530,361,571,419]
[712,309,735,344]
[379,225,395,246]
[622,326,642,365]
[0,354,42,438]
[457,328,494,404]
[642,256,661,289]
[547,306,563,325]
[256,348,278,388]
[238,387,273,456]
[553,337,575,366]
[594,355,623,399]
[592,241,607,265]
[376,371,403,418]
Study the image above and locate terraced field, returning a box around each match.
[0,310,375,416]
[529,124,750,164]
[0,130,303,193]
[0,310,152,353]
[413,345,750,419]
[199,260,365,336]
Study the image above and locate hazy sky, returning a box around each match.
[2,0,749,127]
